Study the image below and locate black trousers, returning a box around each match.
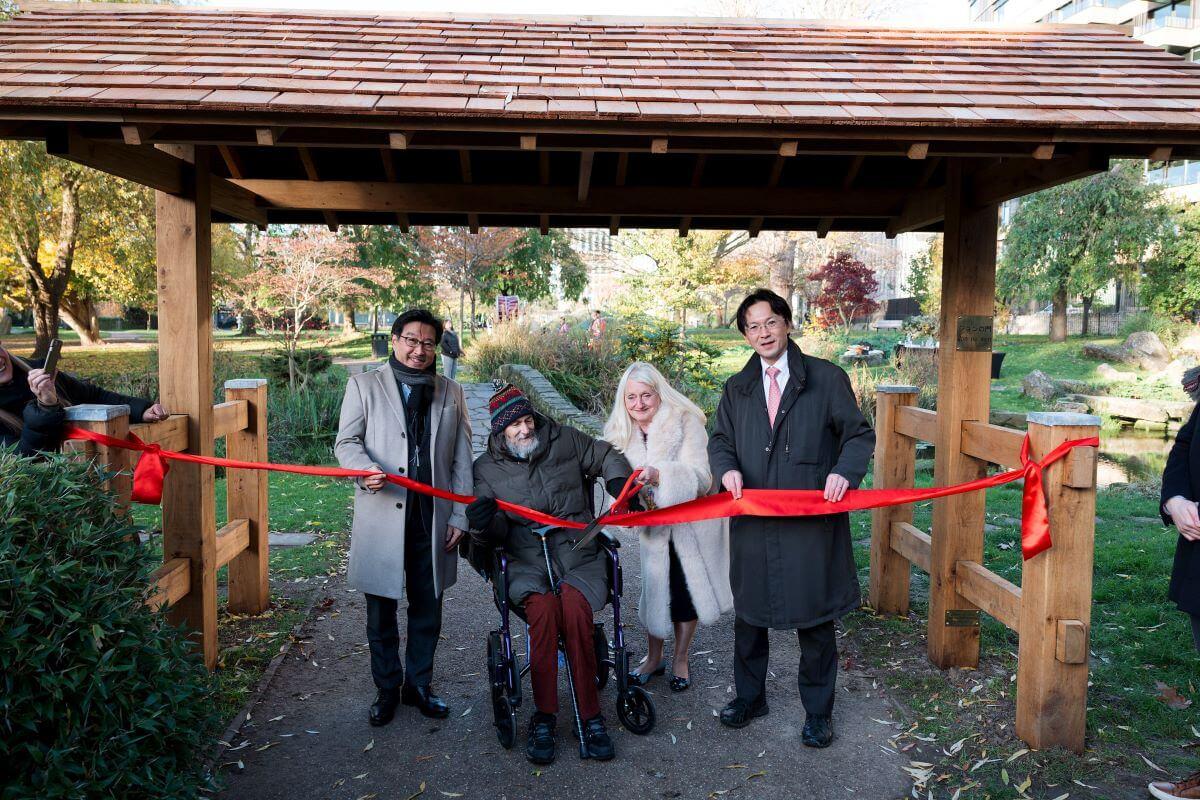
[668,541,698,624]
[365,519,442,691]
[733,616,837,717]
[1192,613,1200,652]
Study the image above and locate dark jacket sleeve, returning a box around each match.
[1162,405,1197,525]
[58,371,153,422]
[708,382,740,481]
[570,426,631,487]
[19,400,66,455]
[829,368,876,488]
[471,464,511,544]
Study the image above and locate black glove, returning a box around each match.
[466,496,499,532]
[605,476,631,500]
[625,493,644,513]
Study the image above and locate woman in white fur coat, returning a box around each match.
[603,362,733,692]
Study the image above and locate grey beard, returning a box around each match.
[506,435,539,459]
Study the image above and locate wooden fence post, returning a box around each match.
[1016,411,1099,754]
[870,385,919,615]
[224,379,270,615]
[63,404,132,512]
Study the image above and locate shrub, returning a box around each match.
[267,369,346,465]
[258,348,332,388]
[1118,311,1190,349]
[0,451,219,799]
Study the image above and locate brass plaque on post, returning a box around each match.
[955,315,993,352]
[945,609,981,628]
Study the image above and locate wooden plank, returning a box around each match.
[955,560,1022,631]
[1065,445,1097,489]
[225,379,270,614]
[64,405,132,513]
[130,414,188,452]
[1055,619,1089,665]
[778,140,798,157]
[894,405,937,443]
[870,386,919,615]
[1016,413,1100,754]
[229,180,907,218]
[389,132,408,150]
[928,158,997,670]
[459,150,472,183]
[215,518,250,569]
[1150,145,1172,161]
[891,522,931,575]
[212,399,249,439]
[255,127,277,146]
[1033,143,1056,160]
[218,144,245,179]
[888,185,945,236]
[960,420,1024,470]
[970,147,1109,207]
[146,557,191,610]
[156,143,218,670]
[908,142,930,160]
[520,135,537,150]
[577,149,594,203]
[650,138,669,154]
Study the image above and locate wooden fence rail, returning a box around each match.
[63,378,269,669]
[868,385,1100,753]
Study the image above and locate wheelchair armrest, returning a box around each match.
[597,530,621,551]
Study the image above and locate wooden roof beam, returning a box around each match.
[468,213,480,234]
[679,154,708,237]
[389,132,409,150]
[578,149,594,204]
[229,180,907,218]
[46,127,265,226]
[459,150,472,184]
[817,155,866,239]
[1150,145,1173,161]
[377,148,408,230]
[298,146,339,231]
[521,135,537,151]
[255,127,283,146]
[650,138,669,154]
[908,142,930,160]
[120,123,158,146]
[610,151,628,237]
[1033,144,1055,160]
[217,144,244,179]
[750,155,788,237]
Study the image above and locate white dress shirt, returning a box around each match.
[761,353,790,404]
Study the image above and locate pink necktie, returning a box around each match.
[766,366,781,427]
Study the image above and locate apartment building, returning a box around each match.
[971,0,1200,200]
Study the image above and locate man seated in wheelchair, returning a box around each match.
[466,384,640,765]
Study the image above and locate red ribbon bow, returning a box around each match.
[63,426,1097,561]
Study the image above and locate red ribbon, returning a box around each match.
[64,426,1098,561]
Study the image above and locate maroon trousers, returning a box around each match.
[524,583,601,720]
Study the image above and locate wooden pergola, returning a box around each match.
[4,1,1200,753]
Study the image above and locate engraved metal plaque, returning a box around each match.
[945,609,981,628]
[955,315,994,352]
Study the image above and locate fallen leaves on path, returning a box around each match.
[1155,681,1193,710]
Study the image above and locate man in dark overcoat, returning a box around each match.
[708,289,874,748]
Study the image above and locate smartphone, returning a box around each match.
[42,338,63,377]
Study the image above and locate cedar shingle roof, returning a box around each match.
[3,2,1200,130]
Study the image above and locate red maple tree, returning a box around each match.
[807,251,880,331]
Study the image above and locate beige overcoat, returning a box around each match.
[335,364,473,600]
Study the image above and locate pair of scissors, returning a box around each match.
[572,470,643,551]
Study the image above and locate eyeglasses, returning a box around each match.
[396,334,437,351]
[745,317,785,335]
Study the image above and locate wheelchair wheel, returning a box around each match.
[487,631,505,707]
[493,694,517,750]
[593,625,610,692]
[617,685,655,735]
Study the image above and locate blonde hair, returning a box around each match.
[603,361,706,452]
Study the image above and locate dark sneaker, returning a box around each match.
[719,696,768,729]
[582,715,615,761]
[801,713,834,748]
[526,712,556,765]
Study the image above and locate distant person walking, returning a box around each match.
[558,317,570,335]
[588,310,606,348]
[440,319,462,381]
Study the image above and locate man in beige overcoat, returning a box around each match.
[335,308,474,727]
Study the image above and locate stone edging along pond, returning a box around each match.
[495,363,604,436]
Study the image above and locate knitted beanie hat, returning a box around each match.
[1184,365,1200,403]
[489,384,536,435]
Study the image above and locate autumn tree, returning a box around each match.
[904,235,943,318]
[416,227,521,332]
[999,163,1168,341]
[487,230,588,303]
[249,228,377,389]
[808,251,880,331]
[1144,204,1200,323]
[619,230,749,327]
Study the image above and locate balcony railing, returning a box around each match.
[1043,0,1128,23]
[1135,7,1199,34]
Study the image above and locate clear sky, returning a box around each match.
[200,0,970,25]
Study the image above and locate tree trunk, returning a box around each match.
[1081,295,1093,337]
[341,300,358,334]
[16,175,82,358]
[1050,284,1068,343]
[469,291,477,334]
[371,304,380,335]
[459,287,466,334]
[60,292,103,346]
[29,288,61,359]
[769,238,797,302]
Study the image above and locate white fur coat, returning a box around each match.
[621,404,733,639]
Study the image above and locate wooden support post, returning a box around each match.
[224,379,270,615]
[928,158,997,669]
[1016,411,1099,754]
[156,144,218,669]
[869,386,919,615]
[63,404,132,512]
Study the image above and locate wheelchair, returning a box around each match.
[481,525,656,758]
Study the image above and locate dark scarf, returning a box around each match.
[388,355,435,533]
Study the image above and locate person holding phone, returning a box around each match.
[0,339,168,456]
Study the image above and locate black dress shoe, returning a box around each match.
[627,661,666,687]
[368,688,400,727]
[802,714,834,748]
[526,712,557,765]
[401,684,450,719]
[719,696,768,729]
[669,675,690,693]
[581,715,615,761]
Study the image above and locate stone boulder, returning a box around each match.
[1177,329,1200,357]
[1096,363,1132,381]
[1021,370,1091,401]
[1083,331,1171,372]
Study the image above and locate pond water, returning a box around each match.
[1097,429,1175,488]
